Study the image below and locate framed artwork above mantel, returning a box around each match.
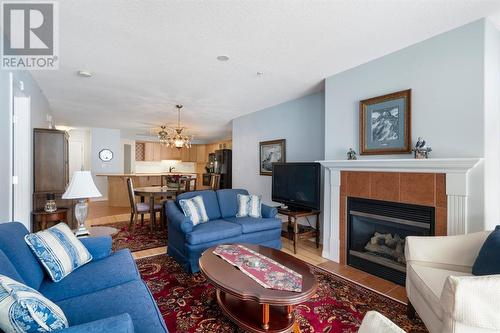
[359,89,411,155]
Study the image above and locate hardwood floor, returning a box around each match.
[87,200,130,220]
[87,201,407,303]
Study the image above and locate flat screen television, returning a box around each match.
[272,162,321,211]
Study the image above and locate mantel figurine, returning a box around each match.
[412,137,432,159]
[347,148,357,160]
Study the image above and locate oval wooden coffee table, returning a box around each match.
[199,244,317,333]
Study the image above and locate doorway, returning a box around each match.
[69,140,84,179]
[124,144,132,174]
[12,81,31,229]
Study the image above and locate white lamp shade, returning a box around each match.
[62,171,102,199]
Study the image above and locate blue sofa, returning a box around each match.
[0,222,168,333]
[166,189,282,272]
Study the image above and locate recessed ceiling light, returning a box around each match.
[77,70,92,77]
[216,55,230,62]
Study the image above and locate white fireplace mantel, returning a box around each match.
[317,158,483,262]
[318,158,482,173]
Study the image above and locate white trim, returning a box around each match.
[317,158,482,174]
[13,95,31,230]
[7,73,13,221]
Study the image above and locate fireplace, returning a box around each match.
[347,197,435,285]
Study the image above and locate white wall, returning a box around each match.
[325,20,485,160]
[483,19,500,230]
[0,70,52,224]
[232,92,325,203]
[90,128,122,200]
[323,19,497,232]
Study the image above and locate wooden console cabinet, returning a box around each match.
[32,129,75,231]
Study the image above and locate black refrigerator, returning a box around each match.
[214,149,232,189]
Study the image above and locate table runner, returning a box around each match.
[213,244,303,292]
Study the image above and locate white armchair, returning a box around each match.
[405,231,500,333]
[358,311,405,333]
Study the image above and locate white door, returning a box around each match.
[12,95,31,229]
[69,141,84,180]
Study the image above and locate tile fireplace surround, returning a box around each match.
[318,158,482,263]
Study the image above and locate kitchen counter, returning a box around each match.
[101,173,197,207]
[97,172,197,176]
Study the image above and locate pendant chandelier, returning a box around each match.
[158,105,193,149]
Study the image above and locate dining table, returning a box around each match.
[133,185,182,230]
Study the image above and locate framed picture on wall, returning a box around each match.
[259,139,286,176]
[359,89,411,155]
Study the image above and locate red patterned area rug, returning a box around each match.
[97,220,167,252]
[137,254,427,333]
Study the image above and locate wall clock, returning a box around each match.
[98,149,113,162]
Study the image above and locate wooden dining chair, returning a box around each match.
[210,174,221,190]
[187,178,197,191]
[174,176,190,196]
[176,177,197,192]
[126,178,162,231]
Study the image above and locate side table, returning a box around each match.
[278,208,320,254]
[32,208,69,231]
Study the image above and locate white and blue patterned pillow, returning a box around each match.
[179,195,209,226]
[237,194,262,218]
[0,275,68,332]
[24,223,92,282]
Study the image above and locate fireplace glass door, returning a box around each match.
[347,197,434,285]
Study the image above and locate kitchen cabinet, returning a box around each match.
[196,145,206,163]
[135,142,145,161]
[153,143,161,160]
[138,176,161,187]
[181,146,197,162]
[139,141,181,161]
[144,142,156,161]
[137,141,231,162]
[161,145,181,160]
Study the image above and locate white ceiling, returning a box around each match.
[31,0,500,142]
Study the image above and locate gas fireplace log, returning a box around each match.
[365,232,406,264]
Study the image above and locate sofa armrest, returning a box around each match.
[405,231,489,269]
[80,236,112,260]
[261,204,278,218]
[166,200,193,233]
[358,311,405,333]
[441,275,500,331]
[58,313,134,333]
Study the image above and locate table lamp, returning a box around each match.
[62,171,102,236]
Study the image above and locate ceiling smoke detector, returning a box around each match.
[77,70,92,78]
[216,55,230,62]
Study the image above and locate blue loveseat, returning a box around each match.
[0,222,168,333]
[166,189,282,272]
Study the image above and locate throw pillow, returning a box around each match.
[24,223,93,282]
[472,225,500,275]
[0,274,68,332]
[179,195,209,226]
[237,194,262,218]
